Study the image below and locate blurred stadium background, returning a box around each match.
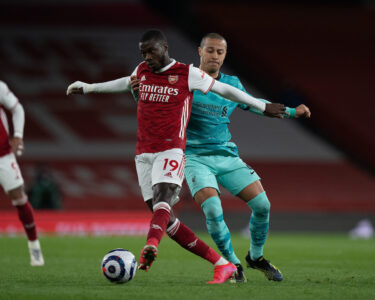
[0,0,374,236]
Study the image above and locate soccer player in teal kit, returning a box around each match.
[184,33,311,282]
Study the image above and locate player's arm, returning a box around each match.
[0,81,25,156]
[66,77,131,95]
[245,99,310,119]
[233,78,311,119]
[189,66,285,118]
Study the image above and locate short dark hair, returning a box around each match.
[200,33,227,48]
[140,29,168,44]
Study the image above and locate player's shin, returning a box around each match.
[201,196,241,265]
[13,196,37,241]
[146,202,171,247]
[247,192,270,260]
[167,218,227,266]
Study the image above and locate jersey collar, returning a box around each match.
[155,59,176,73]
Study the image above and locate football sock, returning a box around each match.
[201,196,241,265]
[167,218,226,265]
[247,192,270,260]
[146,202,171,247]
[15,199,37,241]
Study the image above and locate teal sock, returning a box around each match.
[201,196,241,265]
[247,192,270,261]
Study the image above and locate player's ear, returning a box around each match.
[198,47,203,57]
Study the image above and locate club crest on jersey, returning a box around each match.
[168,75,179,84]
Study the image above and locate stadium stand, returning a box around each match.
[192,2,375,172]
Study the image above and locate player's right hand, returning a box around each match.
[10,137,24,157]
[264,103,286,118]
[130,75,140,91]
[66,81,89,95]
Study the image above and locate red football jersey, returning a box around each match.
[0,105,11,156]
[135,60,213,154]
[0,81,17,157]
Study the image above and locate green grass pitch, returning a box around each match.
[0,233,374,299]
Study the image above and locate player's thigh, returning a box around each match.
[134,153,154,201]
[236,180,264,202]
[184,154,220,198]
[217,156,260,197]
[0,153,24,196]
[151,148,185,187]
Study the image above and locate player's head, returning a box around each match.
[199,33,227,76]
[139,29,169,72]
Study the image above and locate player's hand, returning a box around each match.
[130,75,140,91]
[10,137,24,157]
[264,103,286,118]
[66,81,89,95]
[295,104,311,118]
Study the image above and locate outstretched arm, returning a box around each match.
[66,77,131,95]
[210,80,286,118]
[244,99,311,119]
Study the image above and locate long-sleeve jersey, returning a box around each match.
[0,81,25,156]
[185,72,295,157]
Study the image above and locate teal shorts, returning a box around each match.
[184,154,260,197]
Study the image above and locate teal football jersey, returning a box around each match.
[185,72,257,156]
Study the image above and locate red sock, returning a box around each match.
[16,201,37,241]
[146,202,171,247]
[167,219,221,265]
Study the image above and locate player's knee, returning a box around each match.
[11,194,28,207]
[8,186,26,205]
[201,196,223,219]
[249,192,270,217]
[194,187,218,206]
[152,182,179,206]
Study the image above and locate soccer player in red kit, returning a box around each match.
[67,29,285,283]
[0,80,44,266]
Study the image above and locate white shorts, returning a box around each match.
[135,148,185,201]
[0,152,24,193]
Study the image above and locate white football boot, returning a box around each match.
[28,240,45,266]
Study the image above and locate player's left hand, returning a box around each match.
[10,137,24,157]
[295,104,311,118]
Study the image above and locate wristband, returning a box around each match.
[286,107,296,118]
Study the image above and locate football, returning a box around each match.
[101,249,137,284]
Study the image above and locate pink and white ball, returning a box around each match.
[101,249,137,284]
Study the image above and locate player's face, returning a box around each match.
[139,40,168,72]
[198,38,227,75]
